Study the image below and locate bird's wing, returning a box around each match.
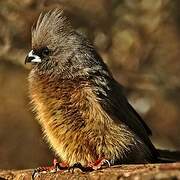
[92,76,157,156]
[75,45,157,156]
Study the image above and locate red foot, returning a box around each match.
[53,158,69,170]
[88,158,111,170]
[32,158,69,179]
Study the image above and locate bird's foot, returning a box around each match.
[88,158,111,170]
[68,162,93,172]
[32,158,69,179]
[54,158,111,175]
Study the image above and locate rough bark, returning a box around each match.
[0,163,179,180]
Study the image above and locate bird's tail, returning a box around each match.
[156,149,180,163]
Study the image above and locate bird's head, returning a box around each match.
[25,9,79,78]
[25,9,110,80]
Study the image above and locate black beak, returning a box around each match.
[25,55,35,64]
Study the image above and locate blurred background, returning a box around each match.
[0,0,180,170]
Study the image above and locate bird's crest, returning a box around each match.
[31,9,72,49]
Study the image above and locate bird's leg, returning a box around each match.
[88,158,111,170]
[32,158,69,179]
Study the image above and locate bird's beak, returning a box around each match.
[25,50,41,64]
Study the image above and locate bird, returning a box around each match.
[25,9,159,170]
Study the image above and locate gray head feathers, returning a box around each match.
[28,8,110,80]
[32,9,72,49]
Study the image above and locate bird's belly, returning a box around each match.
[30,83,152,165]
[41,115,144,166]
[43,125,100,166]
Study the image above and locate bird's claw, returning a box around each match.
[32,159,68,180]
[88,158,111,170]
[68,162,93,172]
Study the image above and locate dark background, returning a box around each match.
[0,0,179,169]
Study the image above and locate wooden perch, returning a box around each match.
[0,163,179,180]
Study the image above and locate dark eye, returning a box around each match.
[42,47,50,56]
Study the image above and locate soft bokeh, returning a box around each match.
[0,0,179,169]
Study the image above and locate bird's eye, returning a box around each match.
[42,47,50,56]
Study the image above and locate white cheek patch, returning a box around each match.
[28,50,42,63]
